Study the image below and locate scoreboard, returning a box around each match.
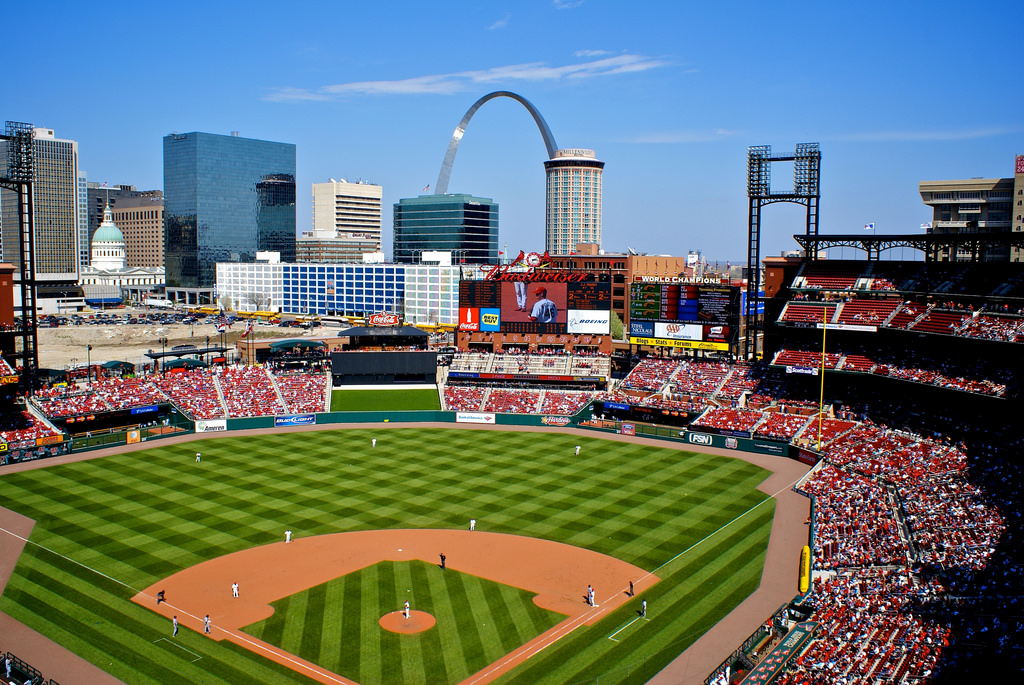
[629,283,739,350]
[459,280,611,335]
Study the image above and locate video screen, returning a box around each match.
[458,280,610,335]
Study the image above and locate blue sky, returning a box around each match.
[7,0,1021,262]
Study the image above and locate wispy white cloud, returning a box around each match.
[553,0,585,9]
[573,49,611,57]
[487,14,511,31]
[626,129,739,144]
[266,53,671,101]
[833,126,1020,142]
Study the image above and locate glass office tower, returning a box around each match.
[392,193,498,263]
[163,132,295,289]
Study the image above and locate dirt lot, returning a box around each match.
[35,319,286,372]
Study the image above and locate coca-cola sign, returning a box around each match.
[368,312,400,326]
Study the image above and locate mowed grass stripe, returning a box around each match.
[6,547,303,685]
[501,504,775,684]
[410,560,449,684]
[392,562,424,685]
[425,559,468,679]
[0,428,776,684]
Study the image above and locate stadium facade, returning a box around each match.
[919,154,1024,262]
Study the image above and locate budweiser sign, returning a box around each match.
[368,312,400,326]
[481,264,590,283]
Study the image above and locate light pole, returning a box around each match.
[158,337,168,374]
[87,345,93,386]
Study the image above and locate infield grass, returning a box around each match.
[244,560,563,684]
[330,388,441,411]
[0,428,775,685]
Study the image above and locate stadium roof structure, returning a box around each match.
[269,339,326,349]
[163,358,208,369]
[792,231,1024,261]
[100,360,135,370]
[144,344,228,362]
[342,326,428,338]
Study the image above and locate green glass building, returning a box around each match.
[392,194,498,263]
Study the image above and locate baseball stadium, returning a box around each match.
[2,230,1023,685]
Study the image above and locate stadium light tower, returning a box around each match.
[745,143,821,360]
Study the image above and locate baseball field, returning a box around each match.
[330,388,441,412]
[0,427,775,684]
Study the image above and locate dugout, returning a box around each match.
[331,350,438,385]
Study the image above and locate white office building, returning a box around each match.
[298,180,382,262]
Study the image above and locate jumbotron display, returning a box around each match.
[459,280,611,335]
[628,282,740,350]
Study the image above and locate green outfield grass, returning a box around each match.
[330,388,441,411]
[244,560,563,684]
[0,428,775,685]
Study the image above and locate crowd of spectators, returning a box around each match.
[774,408,1016,682]
[442,385,487,412]
[483,389,541,414]
[754,411,813,439]
[32,386,111,419]
[690,407,763,434]
[219,366,286,418]
[776,569,951,684]
[27,366,335,422]
[618,358,680,392]
[274,371,330,414]
[539,391,592,415]
[0,410,62,447]
[953,314,1024,343]
[774,347,1010,398]
[151,370,224,419]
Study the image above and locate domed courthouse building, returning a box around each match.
[79,204,163,306]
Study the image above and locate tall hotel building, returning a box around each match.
[298,180,382,262]
[1,127,81,284]
[163,132,295,300]
[545,148,604,255]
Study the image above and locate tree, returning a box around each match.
[245,291,271,312]
[609,310,625,340]
[218,295,233,312]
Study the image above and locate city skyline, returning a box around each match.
[4,0,1021,263]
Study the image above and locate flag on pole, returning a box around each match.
[864,223,875,230]
[240,319,254,339]
[921,223,932,230]
[422,184,430,192]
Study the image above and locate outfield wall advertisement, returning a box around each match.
[456,412,496,424]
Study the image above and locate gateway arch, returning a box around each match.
[433,91,558,196]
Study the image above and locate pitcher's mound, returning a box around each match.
[379,610,436,634]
